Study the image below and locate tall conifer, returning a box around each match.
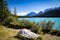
[0,0,10,24]
[14,7,18,20]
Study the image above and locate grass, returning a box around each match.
[0,25,60,40]
[41,34,60,40]
[0,25,42,40]
[0,25,19,40]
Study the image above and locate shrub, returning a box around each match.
[50,30,60,36]
[19,19,36,29]
[50,30,57,35]
[36,36,42,40]
[40,21,55,34]
[56,30,60,36]
[31,27,39,33]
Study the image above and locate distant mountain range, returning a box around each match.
[26,7,60,17]
[26,12,37,16]
[36,10,60,17]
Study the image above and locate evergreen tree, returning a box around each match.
[0,0,11,25]
[14,7,18,20]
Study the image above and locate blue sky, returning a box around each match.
[7,0,60,16]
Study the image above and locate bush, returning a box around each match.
[19,19,36,29]
[40,21,55,34]
[50,30,57,35]
[36,36,42,40]
[31,27,39,33]
[51,30,60,36]
[2,16,21,29]
[57,30,60,36]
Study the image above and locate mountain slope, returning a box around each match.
[35,10,60,17]
[35,7,60,17]
[26,12,37,16]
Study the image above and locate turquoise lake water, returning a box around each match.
[18,18,60,30]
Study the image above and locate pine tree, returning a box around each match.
[14,7,18,20]
[0,0,11,24]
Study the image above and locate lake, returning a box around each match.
[18,18,60,30]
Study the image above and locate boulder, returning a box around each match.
[17,29,39,39]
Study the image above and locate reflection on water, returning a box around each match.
[18,18,60,30]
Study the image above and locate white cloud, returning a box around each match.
[17,11,28,16]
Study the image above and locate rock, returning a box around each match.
[17,29,39,39]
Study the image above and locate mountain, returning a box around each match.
[35,11,44,16]
[26,7,60,17]
[26,12,37,16]
[44,8,53,12]
[54,7,60,10]
[35,7,60,17]
[36,9,60,17]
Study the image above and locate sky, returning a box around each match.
[7,0,60,16]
